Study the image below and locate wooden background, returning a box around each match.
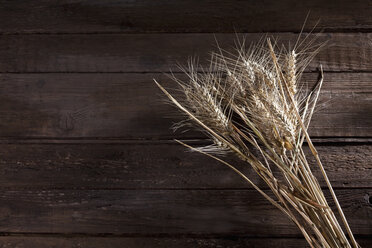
[0,1,371,247]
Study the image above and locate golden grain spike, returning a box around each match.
[284,50,297,95]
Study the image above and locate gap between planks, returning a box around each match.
[0,137,370,144]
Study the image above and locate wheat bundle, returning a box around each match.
[154,35,359,248]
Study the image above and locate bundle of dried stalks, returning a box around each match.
[154,34,359,247]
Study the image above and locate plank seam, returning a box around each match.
[1,29,372,35]
[0,232,370,239]
[2,70,372,74]
[0,137,370,144]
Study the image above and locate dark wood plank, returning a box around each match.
[0,189,370,235]
[0,33,372,72]
[0,73,370,138]
[0,237,370,248]
[0,0,371,33]
[0,142,371,189]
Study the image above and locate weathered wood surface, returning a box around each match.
[0,142,370,189]
[0,33,372,73]
[0,72,370,138]
[0,237,370,248]
[1,1,371,246]
[0,0,371,33]
[0,189,370,234]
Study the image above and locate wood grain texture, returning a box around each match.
[0,189,370,235]
[0,72,370,138]
[0,237,370,248]
[1,1,371,245]
[0,0,371,33]
[0,33,371,72]
[0,142,371,189]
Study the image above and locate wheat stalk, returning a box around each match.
[154,36,359,248]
